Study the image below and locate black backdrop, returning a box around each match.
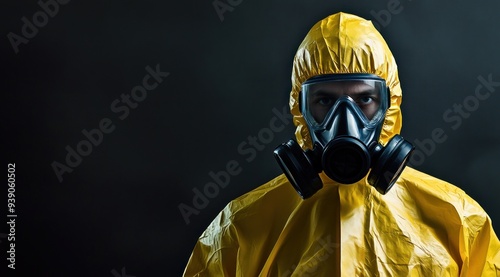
[3,0,500,276]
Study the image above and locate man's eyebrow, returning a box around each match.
[349,89,378,95]
[311,90,337,96]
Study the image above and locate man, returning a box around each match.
[183,12,500,276]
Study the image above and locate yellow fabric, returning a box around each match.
[183,12,500,276]
[184,170,500,276]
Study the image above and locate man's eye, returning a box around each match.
[318,98,334,106]
[357,96,373,105]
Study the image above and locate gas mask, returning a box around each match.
[274,74,414,199]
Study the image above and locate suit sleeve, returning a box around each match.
[466,216,500,276]
[183,208,239,277]
[460,198,500,276]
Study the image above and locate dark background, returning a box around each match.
[2,0,500,276]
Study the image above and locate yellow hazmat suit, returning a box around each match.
[184,12,500,276]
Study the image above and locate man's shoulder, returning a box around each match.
[201,174,300,239]
[224,174,300,217]
[399,166,469,199]
[397,167,490,226]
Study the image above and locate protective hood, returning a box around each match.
[290,12,402,149]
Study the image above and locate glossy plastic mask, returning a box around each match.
[301,74,388,147]
[274,74,414,198]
